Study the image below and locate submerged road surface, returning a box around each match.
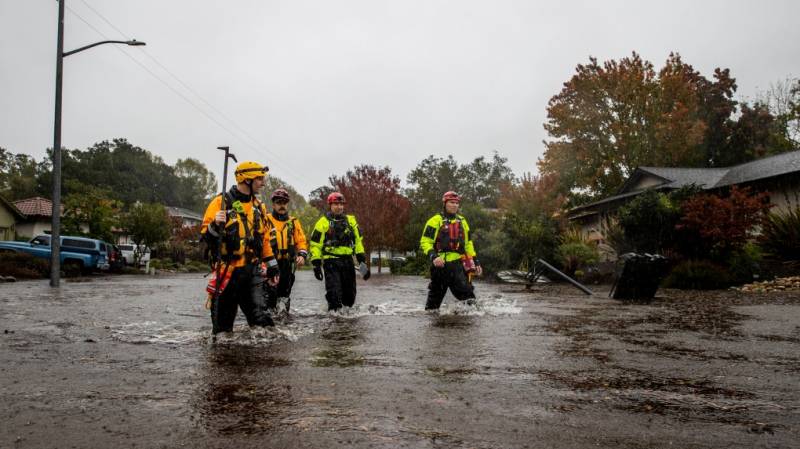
[1,272,798,448]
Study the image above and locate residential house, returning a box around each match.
[0,195,26,240]
[12,196,92,239]
[13,197,59,239]
[166,206,203,228]
[568,150,800,238]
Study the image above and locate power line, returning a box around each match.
[65,1,307,186]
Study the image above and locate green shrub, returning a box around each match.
[617,189,681,254]
[474,227,507,276]
[0,252,49,279]
[602,218,633,255]
[759,207,800,261]
[662,260,731,290]
[556,242,599,276]
[726,243,763,285]
[502,213,559,270]
[393,252,430,276]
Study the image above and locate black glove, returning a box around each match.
[266,265,280,279]
[356,253,366,264]
[312,260,323,281]
[363,268,371,281]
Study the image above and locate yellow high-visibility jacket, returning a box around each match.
[419,213,477,263]
[265,213,308,260]
[309,213,365,262]
[201,191,276,268]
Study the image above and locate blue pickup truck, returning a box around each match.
[0,235,110,273]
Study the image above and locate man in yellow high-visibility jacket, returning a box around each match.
[264,188,308,314]
[419,191,482,309]
[309,192,370,311]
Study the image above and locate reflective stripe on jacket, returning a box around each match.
[309,213,365,262]
[419,213,476,263]
[201,193,275,268]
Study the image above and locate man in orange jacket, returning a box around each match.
[264,188,309,314]
[201,161,280,334]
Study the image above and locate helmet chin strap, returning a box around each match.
[246,179,254,200]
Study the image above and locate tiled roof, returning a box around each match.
[13,197,57,217]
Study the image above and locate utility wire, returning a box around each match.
[66,1,307,187]
[76,0,298,168]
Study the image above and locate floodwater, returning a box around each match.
[1,272,798,448]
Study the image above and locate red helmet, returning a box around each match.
[442,191,461,204]
[270,188,290,203]
[327,192,346,204]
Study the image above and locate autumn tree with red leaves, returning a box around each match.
[498,173,566,221]
[316,165,411,273]
[676,186,772,259]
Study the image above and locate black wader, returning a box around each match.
[323,256,357,311]
[265,259,296,312]
[425,260,475,310]
[211,264,274,333]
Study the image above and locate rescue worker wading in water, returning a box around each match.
[201,161,280,334]
[309,192,371,311]
[264,188,309,315]
[419,191,483,310]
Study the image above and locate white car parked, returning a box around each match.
[117,244,151,266]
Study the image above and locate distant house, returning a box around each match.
[0,195,26,240]
[568,150,800,237]
[11,196,92,239]
[13,197,60,239]
[166,206,203,228]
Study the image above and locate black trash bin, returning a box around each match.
[609,253,670,300]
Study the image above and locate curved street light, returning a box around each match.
[50,0,146,287]
[63,39,146,57]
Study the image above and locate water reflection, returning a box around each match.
[421,313,486,383]
[193,345,297,435]
[310,318,367,368]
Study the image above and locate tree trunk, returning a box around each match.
[377,249,382,274]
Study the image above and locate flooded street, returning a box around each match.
[1,272,799,448]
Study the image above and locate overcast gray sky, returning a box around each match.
[2,0,799,197]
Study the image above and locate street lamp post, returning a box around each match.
[50,0,145,287]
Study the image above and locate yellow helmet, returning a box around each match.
[234,161,268,183]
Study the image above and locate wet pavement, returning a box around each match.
[1,272,798,448]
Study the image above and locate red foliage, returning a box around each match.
[328,165,411,256]
[677,186,771,254]
[498,173,566,221]
[169,217,199,240]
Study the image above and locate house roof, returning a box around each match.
[569,150,800,218]
[166,206,203,221]
[715,150,800,187]
[626,167,729,191]
[13,197,60,217]
[569,189,657,214]
[633,150,800,192]
[0,194,26,219]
